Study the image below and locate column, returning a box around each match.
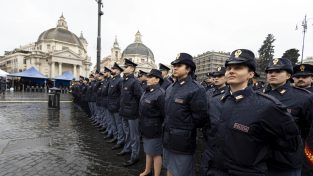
[51,62,55,78]
[79,65,82,77]
[58,62,62,76]
[73,64,77,78]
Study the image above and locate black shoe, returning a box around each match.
[94,123,101,127]
[95,124,103,128]
[112,143,123,150]
[140,172,153,176]
[106,138,117,143]
[123,158,139,167]
[101,131,109,135]
[103,135,113,139]
[116,151,131,156]
[98,128,106,132]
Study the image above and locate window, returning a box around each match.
[115,51,118,58]
[47,44,50,50]
[62,46,69,50]
[23,59,26,64]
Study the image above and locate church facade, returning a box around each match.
[0,14,91,78]
[99,31,157,73]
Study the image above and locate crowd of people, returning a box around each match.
[0,77,6,96]
[71,49,313,176]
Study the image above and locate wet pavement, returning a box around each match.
[0,92,204,176]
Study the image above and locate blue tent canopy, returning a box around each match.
[54,71,74,81]
[8,66,48,79]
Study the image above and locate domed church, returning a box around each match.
[0,14,91,78]
[100,31,157,73]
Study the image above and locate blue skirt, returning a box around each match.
[143,137,163,156]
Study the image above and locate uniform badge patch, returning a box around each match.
[234,50,242,58]
[300,65,305,72]
[124,87,128,90]
[144,99,151,104]
[273,58,279,65]
[174,98,184,104]
[233,123,249,133]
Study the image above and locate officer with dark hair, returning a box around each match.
[163,53,208,176]
[292,64,313,92]
[138,70,148,90]
[264,58,313,175]
[139,69,165,176]
[94,72,106,129]
[204,49,301,175]
[159,63,173,90]
[106,63,124,147]
[201,66,227,175]
[117,59,143,167]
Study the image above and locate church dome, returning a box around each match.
[122,31,154,61]
[37,14,84,48]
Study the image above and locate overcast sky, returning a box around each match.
[1,0,313,66]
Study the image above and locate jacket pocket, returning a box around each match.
[141,118,162,138]
[167,128,196,153]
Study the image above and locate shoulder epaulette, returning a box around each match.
[256,91,282,105]
[292,86,312,94]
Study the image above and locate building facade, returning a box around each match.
[98,31,157,73]
[193,51,230,81]
[0,14,91,78]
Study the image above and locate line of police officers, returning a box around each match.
[71,49,313,176]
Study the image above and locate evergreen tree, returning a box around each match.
[258,34,275,72]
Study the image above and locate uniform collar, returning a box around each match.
[112,74,120,80]
[221,86,253,102]
[124,74,134,80]
[174,75,192,86]
[146,84,160,92]
[213,85,226,96]
[264,82,290,95]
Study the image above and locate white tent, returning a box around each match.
[0,69,9,77]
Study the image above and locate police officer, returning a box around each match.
[159,63,173,90]
[86,73,97,120]
[201,66,227,175]
[162,53,208,176]
[106,63,124,145]
[117,59,143,166]
[292,64,313,93]
[264,58,313,175]
[138,70,148,90]
[139,69,165,176]
[81,77,91,116]
[204,72,215,92]
[205,49,301,175]
[94,72,106,129]
[99,67,112,134]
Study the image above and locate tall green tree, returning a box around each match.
[258,34,275,72]
[282,48,300,66]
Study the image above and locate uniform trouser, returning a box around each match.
[96,106,104,124]
[121,117,140,160]
[100,107,108,128]
[109,112,124,145]
[92,102,97,117]
[88,102,97,118]
[107,110,116,136]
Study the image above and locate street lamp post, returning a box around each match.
[95,0,103,72]
[301,15,307,64]
[297,14,313,64]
